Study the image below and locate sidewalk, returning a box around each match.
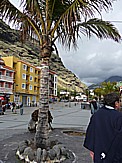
[0,102,92,163]
[0,128,92,163]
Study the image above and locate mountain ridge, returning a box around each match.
[104,75,122,82]
[0,19,86,92]
[88,75,122,89]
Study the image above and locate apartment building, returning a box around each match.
[2,56,57,105]
[49,70,57,101]
[0,56,14,103]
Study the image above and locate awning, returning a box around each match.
[0,97,4,100]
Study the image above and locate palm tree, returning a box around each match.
[101,81,119,95]
[0,0,121,149]
[94,87,102,99]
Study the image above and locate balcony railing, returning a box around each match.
[0,75,13,82]
[0,87,13,94]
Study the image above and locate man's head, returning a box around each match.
[104,92,120,109]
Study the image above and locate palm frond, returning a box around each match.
[50,0,118,48]
[51,0,116,35]
[0,0,22,25]
[22,0,45,32]
[0,0,121,50]
[0,0,43,44]
[78,18,121,42]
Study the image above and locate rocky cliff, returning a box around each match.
[0,19,86,92]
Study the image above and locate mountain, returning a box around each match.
[0,19,86,92]
[104,76,122,82]
[88,76,122,89]
[88,84,100,89]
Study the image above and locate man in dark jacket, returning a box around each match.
[84,92,122,163]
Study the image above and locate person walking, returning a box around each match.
[90,97,100,114]
[12,102,16,112]
[84,92,122,163]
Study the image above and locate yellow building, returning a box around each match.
[2,56,58,106]
[2,56,40,106]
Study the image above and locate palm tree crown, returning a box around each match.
[0,0,121,54]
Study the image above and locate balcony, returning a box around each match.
[0,75,14,82]
[0,87,13,94]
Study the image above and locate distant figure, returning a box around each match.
[0,102,4,115]
[84,92,122,163]
[20,102,23,108]
[12,102,16,112]
[90,97,99,114]
[2,104,6,112]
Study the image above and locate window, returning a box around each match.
[22,74,26,79]
[55,90,57,96]
[22,83,26,89]
[54,76,57,82]
[55,83,57,88]
[29,85,32,90]
[23,64,27,70]
[5,83,9,88]
[6,71,11,77]
[30,76,33,81]
[30,67,33,72]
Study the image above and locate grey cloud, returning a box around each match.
[61,1,122,85]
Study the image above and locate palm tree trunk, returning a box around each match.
[34,58,50,149]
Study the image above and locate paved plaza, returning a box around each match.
[0,102,92,163]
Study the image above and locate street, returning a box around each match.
[0,102,91,140]
[50,102,91,129]
[0,102,92,163]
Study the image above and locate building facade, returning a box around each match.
[2,56,57,106]
[0,57,14,103]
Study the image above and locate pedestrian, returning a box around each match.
[19,102,23,115]
[0,102,3,115]
[10,104,13,112]
[84,92,122,163]
[12,102,16,111]
[90,97,100,114]
[2,104,6,112]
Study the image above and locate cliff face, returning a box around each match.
[0,19,86,92]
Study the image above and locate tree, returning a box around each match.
[94,81,120,99]
[0,0,121,149]
[101,81,119,95]
[94,87,102,99]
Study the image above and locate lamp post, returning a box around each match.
[67,84,71,107]
[71,79,76,102]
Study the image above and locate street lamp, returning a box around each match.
[67,84,71,107]
[71,79,76,102]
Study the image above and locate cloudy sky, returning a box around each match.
[10,0,122,86]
